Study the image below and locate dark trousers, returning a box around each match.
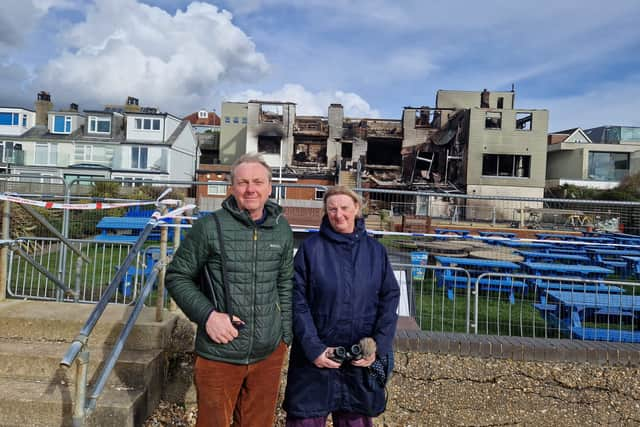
[194,341,287,427]
[286,412,373,427]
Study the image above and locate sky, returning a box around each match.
[1,0,639,132]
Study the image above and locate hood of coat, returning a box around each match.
[222,195,284,227]
[319,215,366,244]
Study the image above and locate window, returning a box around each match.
[224,116,230,123]
[485,112,501,129]
[271,185,286,200]
[131,147,148,169]
[588,152,629,181]
[482,154,530,178]
[207,182,227,195]
[515,112,532,131]
[198,110,208,119]
[258,135,281,154]
[53,115,72,133]
[75,145,93,161]
[89,116,111,133]
[233,117,239,124]
[0,112,19,126]
[241,117,247,124]
[0,141,14,163]
[497,97,504,109]
[34,143,58,165]
[314,188,325,200]
[134,118,161,130]
[22,115,27,127]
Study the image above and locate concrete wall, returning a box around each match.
[466,184,544,221]
[219,102,247,164]
[327,104,344,167]
[246,102,295,169]
[632,150,640,174]
[546,147,584,180]
[466,108,549,189]
[436,90,515,109]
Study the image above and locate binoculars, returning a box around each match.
[328,343,363,364]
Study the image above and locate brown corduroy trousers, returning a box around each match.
[194,341,287,427]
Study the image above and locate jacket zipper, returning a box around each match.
[247,227,258,363]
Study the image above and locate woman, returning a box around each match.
[284,186,400,427]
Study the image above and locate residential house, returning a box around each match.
[184,109,221,165]
[546,126,640,189]
[0,92,198,188]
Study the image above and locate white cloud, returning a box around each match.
[35,0,269,114]
[522,76,640,132]
[228,83,380,118]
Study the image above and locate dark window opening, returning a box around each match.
[497,97,504,109]
[485,112,502,129]
[516,112,533,131]
[366,139,402,166]
[482,154,530,178]
[341,142,352,159]
[258,135,281,154]
[415,108,437,128]
[293,142,327,165]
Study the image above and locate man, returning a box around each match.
[166,152,293,427]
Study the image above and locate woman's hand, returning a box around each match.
[351,352,376,368]
[313,347,342,369]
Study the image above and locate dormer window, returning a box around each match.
[198,110,208,119]
[89,116,111,134]
[134,118,161,131]
[53,115,72,134]
[0,112,20,126]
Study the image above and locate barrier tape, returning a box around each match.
[0,193,182,211]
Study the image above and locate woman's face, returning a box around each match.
[326,194,359,234]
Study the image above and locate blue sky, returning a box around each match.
[1,0,639,132]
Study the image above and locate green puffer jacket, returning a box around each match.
[166,196,293,364]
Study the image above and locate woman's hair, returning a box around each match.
[322,185,363,217]
[229,152,272,184]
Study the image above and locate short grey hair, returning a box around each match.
[229,152,272,184]
[323,185,363,217]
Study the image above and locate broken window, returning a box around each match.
[485,112,502,129]
[415,108,434,128]
[482,154,530,178]
[341,142,353,160]
[259,104,284,124]
[258,135,281,154]
[515,112,532,131]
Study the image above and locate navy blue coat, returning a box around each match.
[283,216,400,418]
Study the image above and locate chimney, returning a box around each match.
[35,91,53,126]
[125,96,141,113]
[70,103,78,112]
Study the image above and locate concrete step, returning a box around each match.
[0,339,164,388]
[0,377,148,427]
[0,300,177,350]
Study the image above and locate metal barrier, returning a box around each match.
[7,238,140,304]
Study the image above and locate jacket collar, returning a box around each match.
[319,216,366,244]
[222,196,284,227]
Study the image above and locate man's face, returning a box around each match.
[231,162,271,220]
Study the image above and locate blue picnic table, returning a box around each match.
[538,290,640,343]
[521,261,619,294]
[434,228,471,238]
[478,231,516,238]
[495,240,553,250]
[434,256,525,303]
[585,248,640,276]
[95,216,171,242]
[515,251,590,264]
[623,256,640,279]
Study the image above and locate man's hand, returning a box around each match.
[313,347,342,369]
[205,311,244,344]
